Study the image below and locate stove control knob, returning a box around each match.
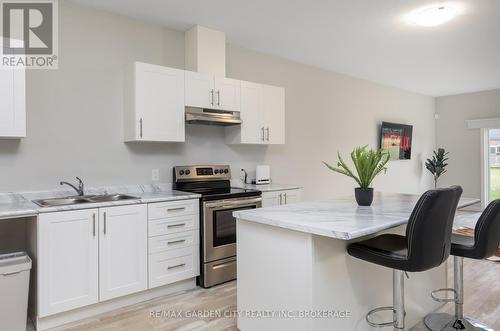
[224,169,229,174]
[185,169,190,175]
[179,170,185,176]
[219,169,224,174]
[214,169,219,174]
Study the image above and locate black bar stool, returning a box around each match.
[424,199,500,331]
[347,186,463,330]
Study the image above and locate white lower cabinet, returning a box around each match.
[38,203,169,317]
[99,205,148,301]
[147,200,200,289]
[149,246,200,289]
[38,209,99,317]
[261,189,302,208]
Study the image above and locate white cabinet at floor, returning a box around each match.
[38,209,99,317]
[225,82,285,145]
[124,62,185,142]
[147,199,200,289]
[0,63,25,138]
[99,204,148,301]
[262,189,301,208]
[38,204,148,316]
[185,70,241,111]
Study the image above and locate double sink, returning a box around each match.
[33,194,140,207]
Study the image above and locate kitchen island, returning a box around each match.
[234,193,478,331]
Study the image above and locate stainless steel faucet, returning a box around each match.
[60,177,85,196]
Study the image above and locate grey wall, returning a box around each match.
[0,1,436,200]
[436,89,500,199]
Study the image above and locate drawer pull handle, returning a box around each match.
[168,263,186,270]
[167,223,186,228]
[167,239,186,245]
[213,262,235,270]
[167,207,186,212]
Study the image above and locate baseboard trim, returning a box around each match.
[35,278,196,330]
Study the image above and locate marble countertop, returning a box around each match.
[234,193,480,240]
[0,183,200,220]
[234,183,302,192]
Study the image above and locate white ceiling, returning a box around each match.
[70,0,500,97]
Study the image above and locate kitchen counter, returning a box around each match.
[235,193,479,331]
[233,183,302,192]
[0,184,200,219]
[234,193,479,240]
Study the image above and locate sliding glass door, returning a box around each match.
[488,129,500,201]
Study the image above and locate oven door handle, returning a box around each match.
[204,197,262,209]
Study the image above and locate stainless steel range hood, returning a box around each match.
[185,107,242,126]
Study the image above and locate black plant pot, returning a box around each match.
[355,188,374,206]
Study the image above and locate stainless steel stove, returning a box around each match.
[173,165,262,288]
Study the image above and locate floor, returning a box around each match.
[39,258,499,331]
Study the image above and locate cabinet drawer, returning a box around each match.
[148,199,198,220]
[148,214,199,237]
[149,247,200,289]
[149,230,199,254]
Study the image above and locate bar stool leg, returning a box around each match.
[425,256,494,331]
[441,257,494,331]
[394,269,405,331]
[366,269,406,329]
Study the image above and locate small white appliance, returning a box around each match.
[256,165,271,185]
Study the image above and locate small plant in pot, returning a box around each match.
[323,145,390,206]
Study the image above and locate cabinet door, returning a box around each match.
[283,189,301,205]
[262,191,281,208]
[38,209,99,317]
[99,204,147,301]
[239,81,264,144]
[214,77,241,111]
[0,66,25,137]
[135,63,185,142]
[263,84,285,144]
[185,70,214,109]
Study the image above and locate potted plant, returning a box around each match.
[323,145,390,206]
[425,148,449,188]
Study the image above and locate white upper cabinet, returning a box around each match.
[124,62,185,142]
[0,65,25,138]
[99,204,148,302]
[185,71,241,111]
[226,81,285,145]
[214,77,241,111]
[38,209,99,317]
[263,84,285,144]
[185,71,214,109]
[226,81,263,144]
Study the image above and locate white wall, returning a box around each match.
[436,89,500,199]
[0,1,436,200]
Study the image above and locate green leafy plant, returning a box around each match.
[425,148,449,188]
[323,145,390,189]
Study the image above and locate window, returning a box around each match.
[488,129,500,201]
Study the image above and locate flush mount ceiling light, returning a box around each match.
[405,4,462,27]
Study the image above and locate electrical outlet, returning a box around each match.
[152,169,160,181]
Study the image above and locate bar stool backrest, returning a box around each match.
[405,186,463,272]
[473,199,500,259]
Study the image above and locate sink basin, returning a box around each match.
[33,194,140,207]
[88,194,139,202]
[33,197,93,207]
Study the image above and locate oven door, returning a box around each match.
[203,196,262,263]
